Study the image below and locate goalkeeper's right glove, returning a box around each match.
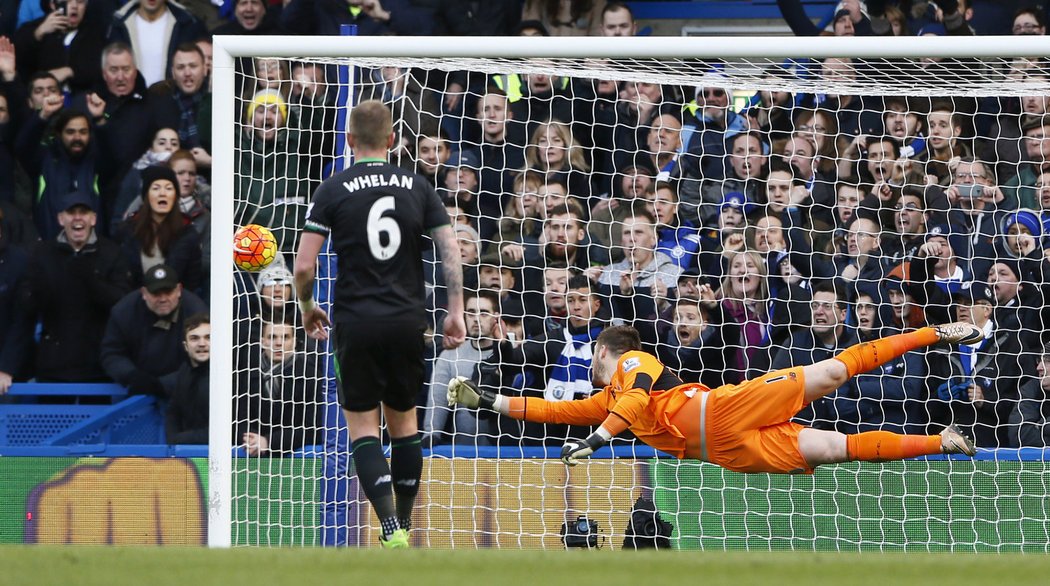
[447,376,497,410]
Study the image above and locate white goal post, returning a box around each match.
[209,34,1050,550]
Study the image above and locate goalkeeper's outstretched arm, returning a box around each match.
[447,377,633,465]
[446,376,608,426]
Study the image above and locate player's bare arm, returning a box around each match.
[293,231,331,341]
[432,224,466,349]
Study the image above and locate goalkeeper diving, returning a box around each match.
[448,323,980,471]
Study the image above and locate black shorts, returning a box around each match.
[333,320,426,412]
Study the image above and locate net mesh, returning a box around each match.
[225,50,1050,550]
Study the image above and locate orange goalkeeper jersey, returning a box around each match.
[514,351,705,458]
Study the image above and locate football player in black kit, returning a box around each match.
[294,100,466,549]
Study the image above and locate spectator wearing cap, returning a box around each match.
[777,0,871,37]
[996,209,1045,266]
[101,262,207,395]
[116,165,202,294]
[679,80,749,219]
[696,191,751,280]
[927,280,1022,447]
[107,0,207,88]
[1008,342,1050,447]
[235,88,313,255]
[439,150,483,231]
[25,191,132,383]
[476,250,522,307]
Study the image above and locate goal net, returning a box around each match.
[210,35,1050,551]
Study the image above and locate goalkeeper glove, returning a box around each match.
[561,428,613,467]
[446,376,497,409]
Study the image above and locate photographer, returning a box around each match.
[944,157,1010,280]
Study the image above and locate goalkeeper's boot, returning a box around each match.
[380,529,410,549]
[934,322,984,345]
[940,425,977,457]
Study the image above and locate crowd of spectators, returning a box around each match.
[2,0,1050,453]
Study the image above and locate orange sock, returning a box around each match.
[846,431,942,462]
[834,328,939,378]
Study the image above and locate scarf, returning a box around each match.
[544,326,603,402]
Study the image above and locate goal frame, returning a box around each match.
[208,34,1050,548]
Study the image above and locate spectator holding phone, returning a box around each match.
[13,0,107,95]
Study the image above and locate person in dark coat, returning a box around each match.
[163,312,210,444]
[13,0,107,95]
[770,280,863,434]
[280,0,430,36]
[100,262,207,395]
[24,190,133,382]
[234,316,323,455]
[70,42,158,231]
[15,107,110,240]
[106,0,207,88]
[656,297,738,390]
[115,165,203,293]
[0,210,32,393]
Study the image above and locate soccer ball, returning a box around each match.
[233,224,278,271]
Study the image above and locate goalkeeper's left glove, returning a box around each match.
[561,427,613,467]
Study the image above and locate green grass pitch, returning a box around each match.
[3,547,1048,586]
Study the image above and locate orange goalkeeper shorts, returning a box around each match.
[702,366,813,474]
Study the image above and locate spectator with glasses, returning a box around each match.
[884,189,931,266]
[1011,7,1046,35]
[946,157,1009,278]
[770,280,863,434]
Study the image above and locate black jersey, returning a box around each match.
[304,160,448,324]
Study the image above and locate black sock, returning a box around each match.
[390,433,423,531]
[352,436,397,536]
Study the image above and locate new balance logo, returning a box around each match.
[376,475,391,485]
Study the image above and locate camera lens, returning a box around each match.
[576,519,589,533]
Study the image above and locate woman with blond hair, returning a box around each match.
[702,249,770,383]
[523,121,593,205]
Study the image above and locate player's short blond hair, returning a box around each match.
[350,100,393,151]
